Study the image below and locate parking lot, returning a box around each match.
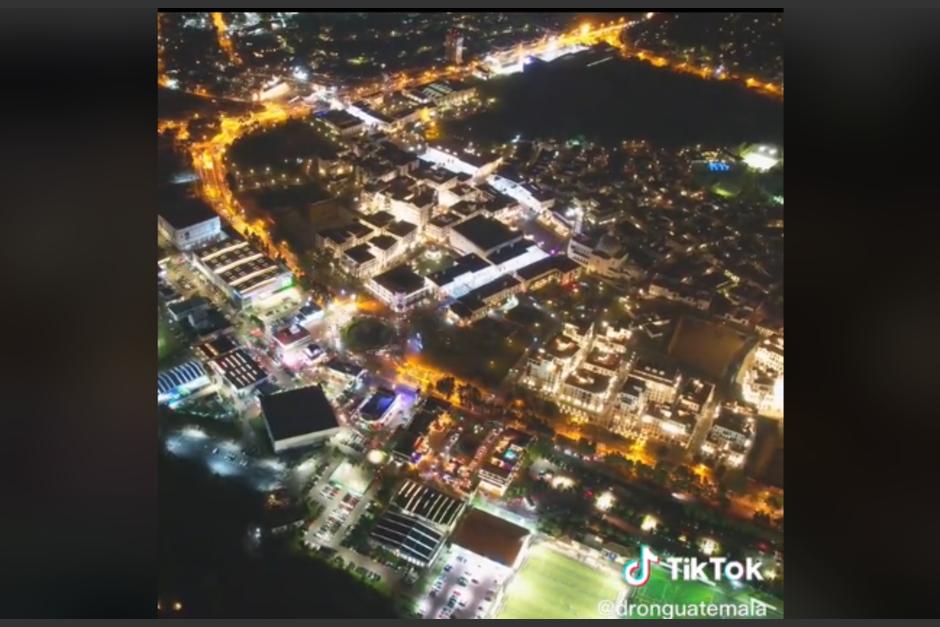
[163,427,286,492]
[309,480,363,543]
[303,459,377,548]
[418,546,506,619]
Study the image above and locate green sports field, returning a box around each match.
[628,565,784,619]
[158,315,183,368]
[497,543,625,619]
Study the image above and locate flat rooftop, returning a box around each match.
[428,253,490,287]
[317,108,363,129]
[564,368,611,394]
[543,333,581,360]
[415,162,457,185]
[260,384,339,442]
[344,243,376,265]
[462,274,520,303]
[369,234,398,251]
[430,212,463,230]
[371,510,444,565]
[481,428,531,479]
[515,255,580,281]
[325,358,364,377]
[213,348,267,390]
[713,409,755,436]
[487,240,533,266]
[160,195,217,230]
[372,264,426,295]
[451,275,520,318]
[273,324,309,347]
[359,210,395,229]
[196,334,238,360]
[586,347,620,371]
[452,215,521,252]
[450,508,530,568]
[359,387,397,421]
[679,378,714,405]
[392,479,464,527]
[632,356,679,385]
[386,219,417,239]
[620,376,647,397]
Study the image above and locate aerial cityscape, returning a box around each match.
[158,11,783,619]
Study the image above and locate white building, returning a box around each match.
[190,235,294,310]
[367,265,430,313]
[477,428,531,496]
[158,197,222,251]
[272,323,312,361]
[560,368,612,415]
[637,405,698,447]
[629,357,681,405]
[702,407,756,467]
[522,332,585,393]
[448,215,523,258]
[368,177,437,226]
[157,360,211,405]
[567,233,629,279]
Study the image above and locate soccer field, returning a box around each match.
[629,566,784,620]
[497,543,624,619]
[158,315,182,367]
[631,566,724,607]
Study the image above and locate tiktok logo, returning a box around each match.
[623,545,659,587]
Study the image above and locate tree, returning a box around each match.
[603,453,634,475]
[765,492,783,510]
[652,461,670,484]
[528,436,555,461]
[457,384,472,406]
[467,385,483,408]
[576,438,596,457]
[542,400,560,419]
[719,468,749,496]
[435,376,455,398]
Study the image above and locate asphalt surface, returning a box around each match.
[420,545,505,619]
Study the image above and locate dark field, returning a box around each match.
[446,54,782,148]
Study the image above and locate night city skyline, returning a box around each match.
[157,11,783,619]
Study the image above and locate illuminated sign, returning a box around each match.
[707,162,731,172]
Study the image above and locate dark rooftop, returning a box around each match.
[713,409,755,436]
[317,108,363,130]
[344,244,376,265]
[515,254,580,281]
[369,234,398,251]
[326,358,364,377]
[386,220,417,239]
[159,195,217,230]
[196,334,238,360]
[430,212,462,229]
[359,210,395,229]
[487,240,533,266]
[428,253,490,287]
[461,274,520,304]
[452,215,521,253]
[372,264,426,294]
[450,509,530,568]
[260,384,339,442]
